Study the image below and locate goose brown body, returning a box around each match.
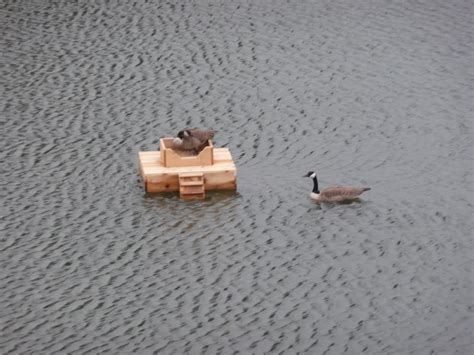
[185,128,214,143]
[305,171,370,202]
[312,186,371,202]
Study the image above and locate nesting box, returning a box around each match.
[160,138,213,167]
[139,138,237,199]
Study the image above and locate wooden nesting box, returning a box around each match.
[160,138,213,167]
[139,138,237,199]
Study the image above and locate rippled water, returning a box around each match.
[1,0,473,354]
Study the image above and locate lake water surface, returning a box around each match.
[1,0,473,354]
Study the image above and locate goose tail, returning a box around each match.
[362,187,371,192]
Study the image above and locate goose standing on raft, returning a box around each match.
[304,171,371,202]
[172,129,215,154]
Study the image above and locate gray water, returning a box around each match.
[1,0,473,354]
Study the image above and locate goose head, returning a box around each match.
[177,129,191,139]
[304,171,317,179]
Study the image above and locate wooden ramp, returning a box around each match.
[179,172,205,199]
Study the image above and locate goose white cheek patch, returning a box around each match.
[310,172,316,179]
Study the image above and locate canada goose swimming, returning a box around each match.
[304,171,371,202]
[172,129,215,154]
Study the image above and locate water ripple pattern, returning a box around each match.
[1,0,472,354]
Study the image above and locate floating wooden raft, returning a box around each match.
[139,138,237,199]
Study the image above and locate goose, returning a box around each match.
[304,171,371,202]
[180,128,215,144]
[172,129,215,154]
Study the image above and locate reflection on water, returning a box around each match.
[1,0,472,354]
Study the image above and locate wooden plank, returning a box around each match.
[139,149,231,163]
[143,163,236,176]
[205,181,236,190]
[213,149,233,162]
[146,177,235,192]
[204,171,236,190]
[139,151,160,157]
[179,180,204,186]
[159,139,167,166]
[147,173,177,183]
[180,185,205,195]
[179,172,203,178]
[147,181,179,193]
[181,193,205,200]
[139,151,160,160]
[139,152,161,177]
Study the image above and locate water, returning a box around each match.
[1,0,473,354]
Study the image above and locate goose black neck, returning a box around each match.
[312,175,320,193]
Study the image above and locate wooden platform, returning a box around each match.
[138,148,237,198]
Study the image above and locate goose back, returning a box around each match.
[318,186,371,202]
[188,129,214,143]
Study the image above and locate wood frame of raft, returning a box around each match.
[138,138,237,199]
